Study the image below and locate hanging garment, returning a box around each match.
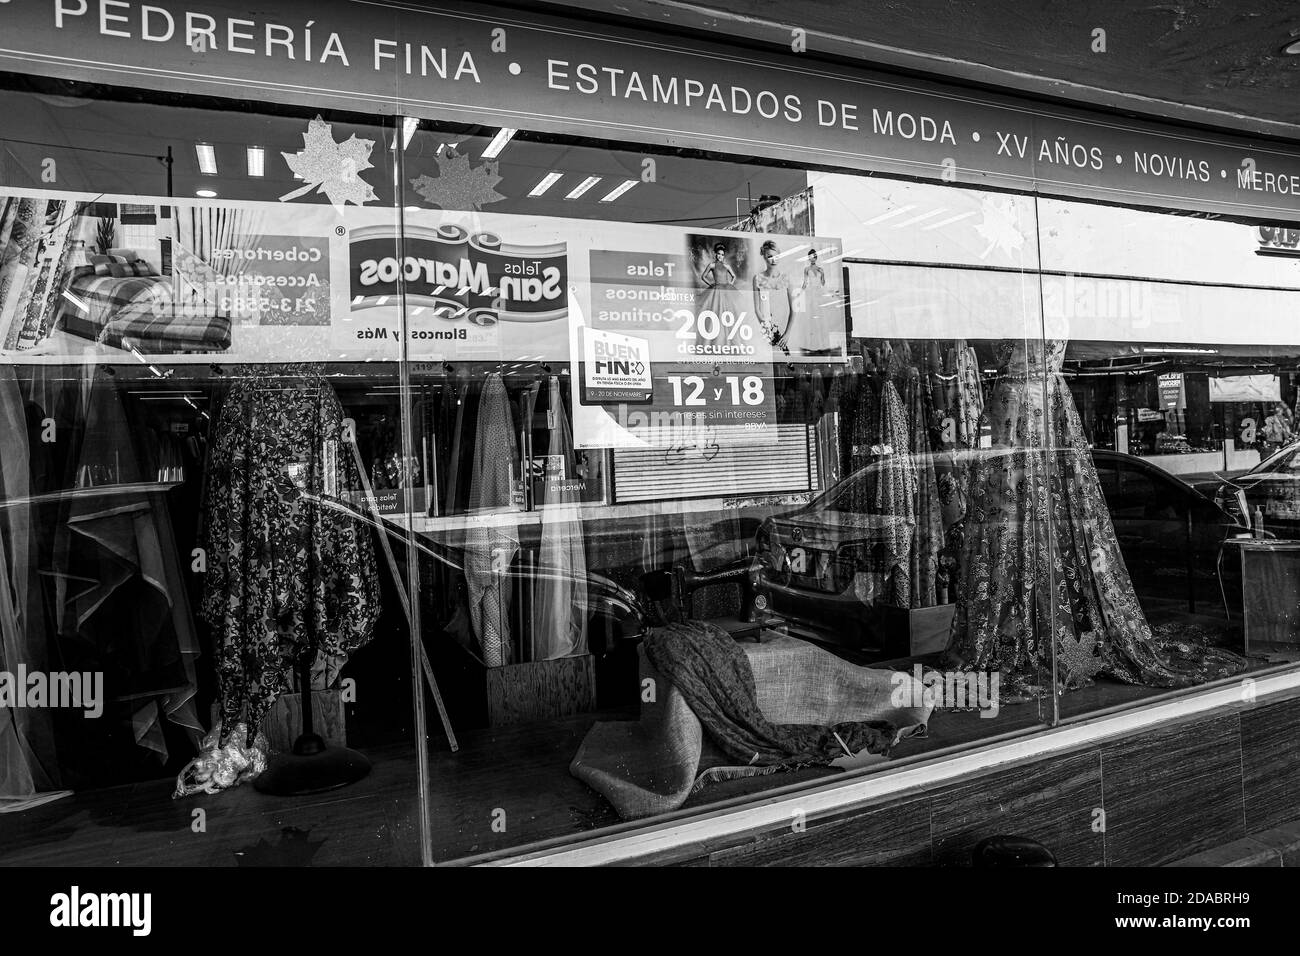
[201,365,379,739]
[846,374,879,483]
[829,369,857,485]
[464,372,519,667]
[813,367,841,490]
[955,343,984,449]
[906,367,942,608]
[442,371,475,515]
[532,376,589,661]
[947,339,1247,697]
[874,375,917,608]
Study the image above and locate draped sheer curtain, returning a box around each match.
[0,364,62,810]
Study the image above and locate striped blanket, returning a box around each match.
[58,271,231,353]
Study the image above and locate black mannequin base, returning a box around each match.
[253,732,372,796]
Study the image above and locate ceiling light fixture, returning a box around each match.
[1141,346,1218,354]
[529,171,564,197]
[246,146,265,177]
[195,143,217,176]
[893,208,948,229]
[565,175,601,200]
[1282,36,1300,54]
[600,179,638,202]
[923,211,978,230]
[481,127,517,159]
[864,204,916,226]
[195,188,218,198]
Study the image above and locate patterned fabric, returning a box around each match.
[955,344,984,449]
[906,366,942,607]
[642,622,898,769]
[948,339,1246,697]
[874,378,917,607]
[201,365,379,739]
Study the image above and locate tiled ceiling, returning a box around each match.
[530,0,1300,139]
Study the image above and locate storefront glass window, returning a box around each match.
[0,66,1291,867]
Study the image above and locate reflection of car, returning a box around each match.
[1195,440,1300,539]
[753,448,1246,655]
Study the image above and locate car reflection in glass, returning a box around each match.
[753,447,1248,661]
[1196,439,1300,540]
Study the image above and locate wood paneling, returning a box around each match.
[1241,696,1300,833]
[929,751,1104,866]
[709,798,933,867]
[1100,715,1244,866]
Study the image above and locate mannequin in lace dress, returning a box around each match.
[945,338,1245,697]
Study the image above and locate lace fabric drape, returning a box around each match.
[948,339,1246,696]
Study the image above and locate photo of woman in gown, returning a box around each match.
[792,247,835,355]
[753,239,795,354]
[698,242,740,319]
[945,338,1246,699]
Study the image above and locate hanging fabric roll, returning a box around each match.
[532,376,589,661]
[956,342,985,449]
[906,366,942,608]
[874,354,917,609]
[813,367,841,489]
[464,372,520,667]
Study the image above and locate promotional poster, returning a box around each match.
[1,186,849,450]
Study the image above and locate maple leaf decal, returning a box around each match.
[974,194,1027,262]
[410,149,506,211]
[280,116,378,207]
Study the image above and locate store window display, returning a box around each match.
[0,73,1292,867]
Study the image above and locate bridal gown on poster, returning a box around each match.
[947,339,1246,696]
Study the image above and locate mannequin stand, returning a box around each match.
[254,658,372,796]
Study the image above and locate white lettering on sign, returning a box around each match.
[547,60,803,123]
[52,2,482,76]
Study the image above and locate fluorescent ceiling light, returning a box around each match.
[529,171,563,197]
[195,188,218,198]
[246,146,264,177]
[1141,347,1218,354]
[195,143,217,176]
[1283,37,1300,54]
[893,208,948,229]
[864,205,915,226]
[923,211,977,230]
[402,116,420,150]
[565,176,601,200]
[599,179,638,203]
[481,127,517,159]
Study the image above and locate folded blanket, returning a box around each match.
[571,628,932,820]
